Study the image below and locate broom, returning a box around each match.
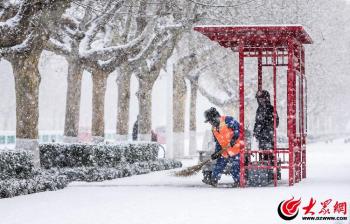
[174,146,228,177]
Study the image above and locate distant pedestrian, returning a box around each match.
[151,130,158,142]
[132,115,139,141]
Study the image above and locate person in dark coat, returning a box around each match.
[132,115,157,142]
[132,115,139,141]
[253,90,279,164]
[151,130,158,142]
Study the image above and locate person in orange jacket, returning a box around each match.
[202,107,241,187]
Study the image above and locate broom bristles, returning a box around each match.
[174,159,210,177]
[174,147,230,177]
[174,164,203,177]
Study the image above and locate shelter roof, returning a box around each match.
[194,25,313,50]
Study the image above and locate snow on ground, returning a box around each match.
[0,140,349,224]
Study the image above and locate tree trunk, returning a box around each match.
[172,68,187,158]
[137,79,153,141]
[12,53,41,167]
[91,71,108,143]
[116,66,132,141]
[63,61,83,142]
[189,78,198,156]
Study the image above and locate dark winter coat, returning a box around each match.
[151,130,158,142]
[132,118,157,142]
[253,103,279,149]
[132,120,138,141]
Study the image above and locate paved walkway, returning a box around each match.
[0,141,349,224]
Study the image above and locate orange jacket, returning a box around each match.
[212,116,241,158]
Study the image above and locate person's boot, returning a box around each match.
[202,170,212,185]
[202,171,218,187]
[202,177,218,187]
[209,177,218,187]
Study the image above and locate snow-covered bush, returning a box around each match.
[123,143,159,163]
[148,159,183,171]
[0,151,69,199]
[0,150,34,180]
[40,143,97,168]
[92,144,125,167]
[57,167,124,182]
[0,169,68,199]
[57,164,147,182]
[39,142,159,169]
[56,159,182,182]
[0,144,182,199]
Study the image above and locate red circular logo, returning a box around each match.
[278,197,302,220]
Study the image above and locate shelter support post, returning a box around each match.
[295,44,301,183]
[258,49,263,90]
[239,44,246,188]
[272,47,278,187]
[301,46,307,179]
[287,40,295,186]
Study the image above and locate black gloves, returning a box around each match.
[211,152,220,160]
[229,139,236,147]
[230,134,239,147]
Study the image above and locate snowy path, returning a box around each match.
[0,140,349,224]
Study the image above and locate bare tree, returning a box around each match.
[172,40,217,156]
[116,64,132,140]
[0,1,49,48]
[47,0,156,142]
[46,5,88,142]
[188,76,199,155]
[0,0,71,166]
[133,0,205,144]
[115,0,155,141]
[84,2,173,142]
[135,31,181,141]
[172,53,198,157]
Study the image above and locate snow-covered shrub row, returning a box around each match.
[0,147,181,199]
[57,159,182,182]
[39,142,159,169]
[123,143,159,163]
[148,159,183,171]
[58,167,124,182]
[0,150,34,180]
[0,169,68,199]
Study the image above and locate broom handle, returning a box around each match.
[212,145,229,159]
[199,145,230,167]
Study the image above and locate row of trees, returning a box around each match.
[2,0,350,164]
[0,0,212,164]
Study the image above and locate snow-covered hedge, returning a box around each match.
[0,169,68,199]
[57,159,182,182]
[0,151,69,199]
[39,143,159,169]
[0,144,182,199]
[0,150,34,180]
[148,159,182,171]
[0,158,181,199]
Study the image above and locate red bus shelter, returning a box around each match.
[194,25,313,187]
